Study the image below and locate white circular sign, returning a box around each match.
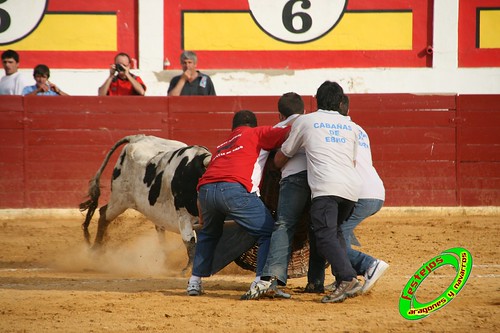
[0,0,48,45]
[248,0,347,43]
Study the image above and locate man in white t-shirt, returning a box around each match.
[308,94,389,296]
[0,50,31,95]
[241,92,309,300]
[274,81,363,304]
[340,95,388,293]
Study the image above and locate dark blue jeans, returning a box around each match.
[308,195,357,284]
[308,198,384,285]
[192,182,275,277]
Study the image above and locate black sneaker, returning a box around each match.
[321,278,362,303]
[303,282,325,293]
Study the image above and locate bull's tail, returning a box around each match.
[79,134,145,243]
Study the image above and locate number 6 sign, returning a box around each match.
[248,0,347,43]
[0,0,48,45]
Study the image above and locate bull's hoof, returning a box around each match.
[181,266,192,277]
[90,244,105,254]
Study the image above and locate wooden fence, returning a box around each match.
[0,94,498,208]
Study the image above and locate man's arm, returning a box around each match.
[122,64,145,96]
[274,149,290,169]
[24,83,49,96]
[126,73,146,96]
[48,81,69,96]
[168,72,191,96]
[98,76,113,96]
[98,65,116,96]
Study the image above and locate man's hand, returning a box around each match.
[181,70,194,82]
[108,64,117,77]
[37,83,50,93]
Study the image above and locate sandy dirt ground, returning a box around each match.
[0,209,499,333]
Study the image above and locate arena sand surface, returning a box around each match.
[0,209,498,333]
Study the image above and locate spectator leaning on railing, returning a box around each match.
[22,64,68,96]
[98,52,146,96]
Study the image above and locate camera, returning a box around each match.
[115,63,125,72]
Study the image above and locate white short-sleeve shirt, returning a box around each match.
[281,109,361,201]
[353,123,385,200]
[0,72,32,95]
[274,114,307,179]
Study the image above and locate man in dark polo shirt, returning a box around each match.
[98,52,146,96]
[167,51,216,96]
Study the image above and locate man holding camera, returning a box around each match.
[98,52,146,96]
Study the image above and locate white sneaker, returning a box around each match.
[361,259,389,294]
[187,280,203,296]
[240,279,273,300]
[272,287,291,299]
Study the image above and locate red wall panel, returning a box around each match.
[0,94,499,208]
[0,96,25,207]
[457,95,500,205]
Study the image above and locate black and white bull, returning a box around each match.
[79,135,211,273]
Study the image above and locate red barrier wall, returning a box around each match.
[0,94,499,208]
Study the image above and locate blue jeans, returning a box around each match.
[262,171,310,285]
[341,198,384,274]
[307,198,384,285]
[192,182,275,277]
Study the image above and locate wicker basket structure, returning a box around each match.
[234,150,311,278]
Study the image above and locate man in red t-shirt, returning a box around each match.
[186,110,290,297]
[98,52,146,96]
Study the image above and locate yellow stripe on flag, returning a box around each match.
[5,14,117,51]
[479,10,500,49]
[184,12,412,51]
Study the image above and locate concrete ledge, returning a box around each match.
[377,206,500,217]
[0,209,147,221]
[0,207,499,220]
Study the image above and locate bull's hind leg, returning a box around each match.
[92,203,127,249]
[155,225,166,244]
[182,237,196,276]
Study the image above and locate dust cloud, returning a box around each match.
[52,229,188,277]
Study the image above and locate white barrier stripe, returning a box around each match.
[473,264,500,268]
[404,274,499,279]
[0,268,50,272]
